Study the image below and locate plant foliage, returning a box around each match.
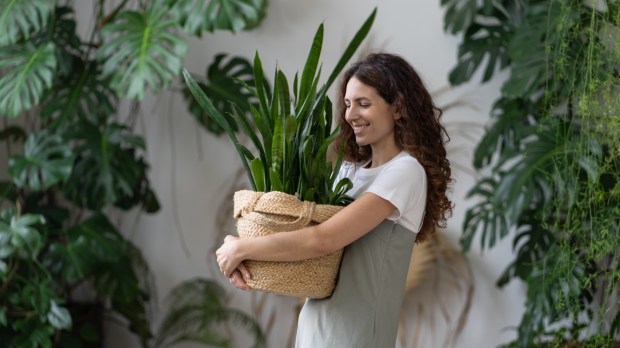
[0,0,268,346]
[155,279,266,348]
[183,9,377,205]
[441,0,620,346]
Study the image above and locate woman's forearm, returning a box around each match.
[236,192,396,263]
[237,225,330,262]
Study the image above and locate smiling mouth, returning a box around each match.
[352,124,369,134]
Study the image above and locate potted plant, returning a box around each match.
[182,9,377,299]
[440,0,620,346]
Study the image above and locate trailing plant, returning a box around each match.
[0,0,267,346]
[441,0,620,347]
[183,9,378,206]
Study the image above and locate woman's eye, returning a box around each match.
[360,104,370,108]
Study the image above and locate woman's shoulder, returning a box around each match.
[384,152,424,172]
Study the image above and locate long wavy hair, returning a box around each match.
[334,53,453,243]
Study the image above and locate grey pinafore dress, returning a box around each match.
[295,219,416,348]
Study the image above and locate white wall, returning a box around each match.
[91,1,527,347]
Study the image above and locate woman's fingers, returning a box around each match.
[237,262,252,280]
[224,235,239,243]
[215,241,239,277]
[229,269,251,291]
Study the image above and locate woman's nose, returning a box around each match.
[345,107,358,122]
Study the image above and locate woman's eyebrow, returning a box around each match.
[344,97,370,102]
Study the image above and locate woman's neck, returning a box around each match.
[367,144,402,168]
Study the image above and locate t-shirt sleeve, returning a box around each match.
[365,157,427,220]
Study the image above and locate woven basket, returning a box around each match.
[233,190,344,299]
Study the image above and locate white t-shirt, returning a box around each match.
[335,151,427,233]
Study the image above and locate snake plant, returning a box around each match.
[183,9,377,206]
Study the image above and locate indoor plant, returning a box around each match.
[440,0,619,346]
[183,9,377,298]
[0,0,267,346]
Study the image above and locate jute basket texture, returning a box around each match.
[233,190,344,299]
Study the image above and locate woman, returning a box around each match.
[216,53,453,347]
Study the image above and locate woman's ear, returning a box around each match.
[392,97,403,120]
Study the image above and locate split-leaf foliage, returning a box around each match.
[441,0,620,346]
[0,0,268,346]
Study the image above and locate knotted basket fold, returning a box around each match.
[233,190,344,299]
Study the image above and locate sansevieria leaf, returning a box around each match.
[251,158,265,192]
[0,42,57,117]
[182,68,257,191]
[183,54,257,135]
[98,3,187,99]
[0,0,55,46]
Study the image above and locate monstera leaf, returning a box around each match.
[0,42,57,117]
[500,2,571,99]
[441,0,478,35]
[41,58,117,129]
[0,212,45,260]
[44,214,127,282]
[170,0,267,34]
[204,0,267,32]
[98,2,187,99]
[473,97,538,169]
[0,0,55,46]
[496,213,555,287]
[449,21,511,85]
[62,121,150,210]
[8,131,73,191]
[43,6,83,77]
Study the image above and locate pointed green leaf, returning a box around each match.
[183,54,256,135]
[250,158,265,192]
[270,169,283,192]
[183,68,256,190]
[298,23,323,103]
[323,7,376,90]
[271,114,284,174]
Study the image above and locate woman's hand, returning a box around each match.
[216,235,244,277]
[229,263,252,291]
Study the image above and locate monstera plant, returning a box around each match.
[0,0,267,347]
[441,0,619,347]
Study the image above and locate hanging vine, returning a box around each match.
[441,0,619,346]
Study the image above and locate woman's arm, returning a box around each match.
[216,192,395,277]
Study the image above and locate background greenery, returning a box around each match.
[0,0,268,346]
[441,0,619,346]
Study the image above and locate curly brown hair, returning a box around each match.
[334,53,453,243]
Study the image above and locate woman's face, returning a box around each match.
[344,77,399,149]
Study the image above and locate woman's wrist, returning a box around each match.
[235,238,250,262]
